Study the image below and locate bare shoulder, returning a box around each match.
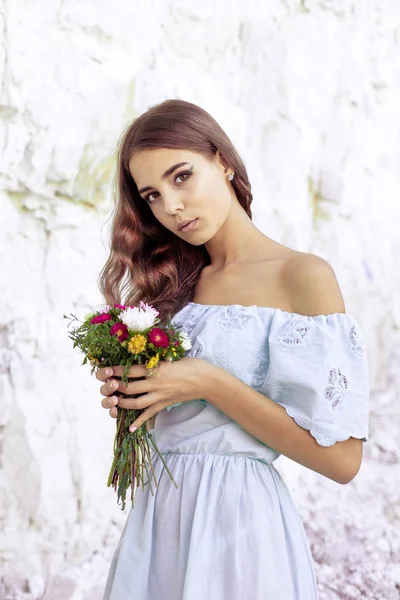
[281,252,346,317]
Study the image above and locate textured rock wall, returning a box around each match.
[1,0,399,598]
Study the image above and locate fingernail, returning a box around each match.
[106,368,112,376]
[129,426,137,433]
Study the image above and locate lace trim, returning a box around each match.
[283,403,361,446]
[324,367,349,410]
[277,315,312,348]
[348,324,365,355]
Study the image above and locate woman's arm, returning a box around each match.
[204,254,364,485]
[203,366,362,484]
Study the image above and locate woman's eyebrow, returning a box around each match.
[138,162,191,195]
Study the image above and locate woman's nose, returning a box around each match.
[163,192,184,215]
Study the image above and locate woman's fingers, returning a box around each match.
[116,393,157,410]
[101,393,158,411]
[101,376,154,397]
[97,368,120,419]
[128,402,167,432]
[98,370,152,397]
[97,365,161,421]
[96,364,148,379]
[101,395,118,409]
[100,378,119,397]
[95,367,113,382]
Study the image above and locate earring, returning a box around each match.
[228,173,235,181]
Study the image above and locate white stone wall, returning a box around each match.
[1,0,399,598]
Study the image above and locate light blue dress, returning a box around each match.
[103,302,370,600]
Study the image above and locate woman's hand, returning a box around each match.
[95,358,214,431]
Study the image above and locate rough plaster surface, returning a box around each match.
[1,0,399,598]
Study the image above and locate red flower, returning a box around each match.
[114,303,127,310]
[110,322,129,342]
[91,313,112,324]
[148,327,169,348]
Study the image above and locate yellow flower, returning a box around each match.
[128,334,147,354]
[146,355,160,370]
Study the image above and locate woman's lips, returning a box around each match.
[180,218,199,232]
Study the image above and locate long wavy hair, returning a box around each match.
[98,99,253,320]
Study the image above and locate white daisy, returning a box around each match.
[120,304,159,332]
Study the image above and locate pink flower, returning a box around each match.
[91,313,112,324]
[110,322,129,342]
[114,303,127,310]
[148,327,169,348]
[139,301,159,317]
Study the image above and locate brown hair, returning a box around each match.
[98,99,253,320]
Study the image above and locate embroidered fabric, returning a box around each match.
[266,309,369,446]
[276,315,313,348]
[324,367,349,410]
[170,303,369,447]
[216,305,255,332]
[348,324,365,355]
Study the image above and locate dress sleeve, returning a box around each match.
[263,310,370,447]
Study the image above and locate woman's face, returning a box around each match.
[128,148,235,245]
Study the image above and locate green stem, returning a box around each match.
[142,437,156,494]
[107,455,118,488]
[141,451,155,497]
[148,433,178,488]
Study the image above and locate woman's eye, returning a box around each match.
[175,171,191,184]
[145,192,159,203]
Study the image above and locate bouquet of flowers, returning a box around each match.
[63,301,192,509]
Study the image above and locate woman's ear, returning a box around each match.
[215,149,231,174]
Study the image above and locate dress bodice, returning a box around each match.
[151,302,369,460]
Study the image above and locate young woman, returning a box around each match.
[96,99,369,599]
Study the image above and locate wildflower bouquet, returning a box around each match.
[63,301,192,509]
